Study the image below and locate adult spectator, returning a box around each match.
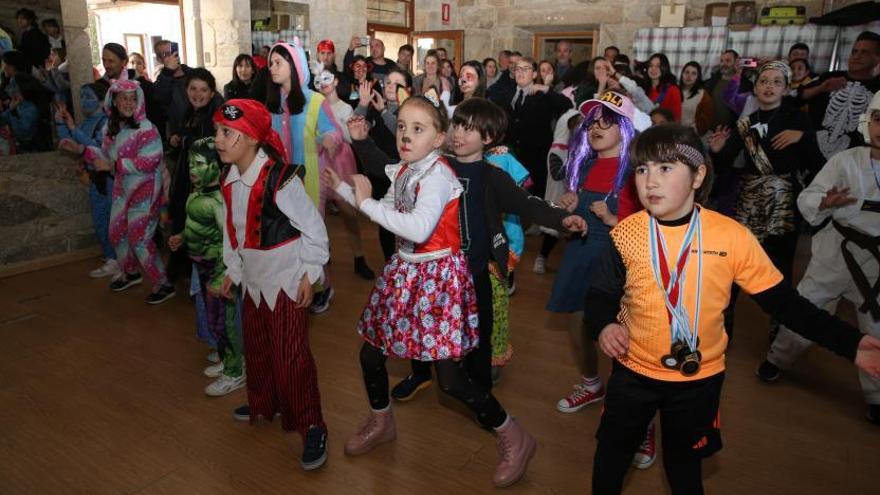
[397,44,414,74]
[554,40,573,81]
[223,54,258,100]
[15,9,50,73]
[787,42,810,64]
[800,31,880,159]
[678,61,713,135]
[128,53,150,82]
[487,51,520,108]
[603,45,620,64]
[152,39,193,141]
[498,50,512,73]
[412,50,450,95]
[436,47,448,61]
[311,39,350,101]
[645,53,682,121]
[344,37,396,79]
[705,49,750,128]
[504,56,572,196]
[41,19,63,50]
[484,57,500,88]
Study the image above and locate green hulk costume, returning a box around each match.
[186,138,243,378]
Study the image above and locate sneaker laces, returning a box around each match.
[638,425,654,453]
[566,383,589,402]
[497,432,512,460]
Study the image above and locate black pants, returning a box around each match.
[409,268,494,390]
[379,226,396,261]
[593,362,724,495]
[358,342,507,428]
[540,234,558,258]
[723,231,798,341]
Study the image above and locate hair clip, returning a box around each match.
[422,87,441,108]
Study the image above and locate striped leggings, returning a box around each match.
[242,291,325,436]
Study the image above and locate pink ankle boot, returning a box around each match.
[493,417,537,487]
[344,407,397,456]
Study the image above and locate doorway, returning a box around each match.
[533,31,597,65]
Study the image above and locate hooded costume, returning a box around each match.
[84,79,167,290]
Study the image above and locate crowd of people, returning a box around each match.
[4,11,880,491]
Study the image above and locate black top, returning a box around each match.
[223,80,256,101]
[710,97,824,180]
[449,159,491,275]
[583,210,864,362]
[18,27,50,72]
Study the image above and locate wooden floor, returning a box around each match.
[1,213,878,495]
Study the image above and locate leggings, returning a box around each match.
[359,342,508,429]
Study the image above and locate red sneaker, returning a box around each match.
[556,381,605,413]
[632,422,656,469]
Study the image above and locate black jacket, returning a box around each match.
[350,137,569,278]
[18,27,50,72]
[154,64,193,136]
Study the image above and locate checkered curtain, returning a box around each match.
[633,27,729,79]
[726,24,839,72]
[835,21,880,71]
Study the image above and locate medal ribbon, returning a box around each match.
[648,207,703,352]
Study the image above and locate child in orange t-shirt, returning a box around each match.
[585,124,880,494]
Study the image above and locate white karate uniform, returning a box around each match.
[768,146,880,404]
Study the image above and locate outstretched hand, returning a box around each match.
[352,174,373,207]
[818,186,857,210]
[347,115,370,141]
[708,125,730,154]
[321,167,342,191]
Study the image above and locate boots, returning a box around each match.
[493,416,536,488]
[344,407,397,456]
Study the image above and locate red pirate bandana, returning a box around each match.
[213,98,286,161]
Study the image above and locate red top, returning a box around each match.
[581,156,640,220]
[648,84,682,121]
[415,197,462,253]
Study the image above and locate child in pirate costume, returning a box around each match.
[758,92,880,425]
[708,61,825,338]
[168,137,244,397]
[587,124,880,494]
[216,99,330,470]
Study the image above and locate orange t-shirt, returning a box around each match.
[610,208,783,381]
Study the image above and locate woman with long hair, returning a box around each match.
[224,53,258,100]
[678,61,713,135]
[645,53,681,121]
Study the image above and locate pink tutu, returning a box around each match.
[358,249,479,360]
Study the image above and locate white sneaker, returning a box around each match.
[89,259,120,278]
[204,362,224,378]
[206,351,220,363]
[205,374,246,396]
[532,255,546,274]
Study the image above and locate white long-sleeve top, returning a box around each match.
[334,151,463,250]
[798,146,880,236]
[222,151,329,310]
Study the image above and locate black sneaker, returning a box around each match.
[145,284,176,305]
[507,271,516,296]
[232,404,250,422]
[354,256,376,281]
[300,426,328,470]
[310,287,334,314]
[755,360,781,382]
[390,374,432,401]
[867,404,880,426]
[109,272,143,292]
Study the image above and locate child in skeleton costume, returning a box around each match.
[168,137,244,397]
[83,79,173,304]
[266,40,343,313]
[709,61,825,337]
[216,99,330,470]
[588,124,880,494]
[758,92,880,425]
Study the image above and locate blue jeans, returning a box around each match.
[89,178,115,260]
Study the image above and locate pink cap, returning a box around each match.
[578,91,635,122]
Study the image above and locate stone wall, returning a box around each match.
[0,152,97,273]
[413,0,864,63]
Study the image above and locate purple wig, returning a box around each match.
[564,104,636,194]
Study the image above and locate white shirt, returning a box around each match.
[334,151,462,250]
[222,152,329,310]
[798,146,880,237]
